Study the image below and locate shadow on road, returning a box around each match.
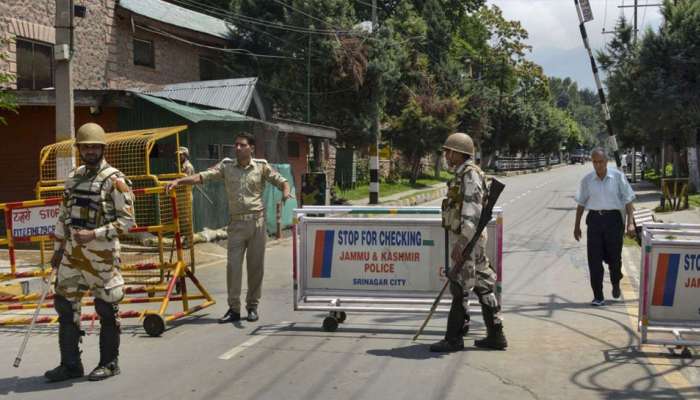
[366,341,497,360]
[508,293,699,398]
[0,375,79,396]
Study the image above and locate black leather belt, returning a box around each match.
[590,210,618,215]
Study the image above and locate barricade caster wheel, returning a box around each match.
[144,314,165,337]
[333,311,347,323]
[323,316,339,332]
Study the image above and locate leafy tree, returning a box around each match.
[169,0,601,176]
[386,93,460,183]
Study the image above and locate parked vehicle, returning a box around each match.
[569,150,586,164]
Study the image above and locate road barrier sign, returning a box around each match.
[292,206,503,332]
[639,223,700,356]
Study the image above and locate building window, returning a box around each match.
[16,38,54,90]
[222,144,235,158]
[288,140,300,158]
[199,56,228,81]
[133,38,155,68]
[199,56,216,81]
[206,144,220,160]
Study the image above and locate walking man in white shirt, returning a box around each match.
[573,148,636,306]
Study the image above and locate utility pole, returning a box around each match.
[369,0,380,204]
[55,0,75,177]
[574,0,621,167]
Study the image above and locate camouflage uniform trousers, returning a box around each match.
[55,238,125,324]
[449,234,503,331]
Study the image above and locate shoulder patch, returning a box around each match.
[73,166,87,176]
[112,176,130,193]
[253,158,269,165]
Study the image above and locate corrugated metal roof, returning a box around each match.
[135,93,253,123]
[274,118,337,139]
[118,0,234,40]
[143,78,258,114]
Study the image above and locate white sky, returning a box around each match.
[488,0,664,88]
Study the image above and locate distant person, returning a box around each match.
[620,152,627,172]
[626,150,634,174]
[177,146,196,176]
[573,148,636,306]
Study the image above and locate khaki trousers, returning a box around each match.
[226,217,266,312]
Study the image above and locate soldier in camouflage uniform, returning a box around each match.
[177,146,196,176]
[430,132,508,352]
[45,123,136,382]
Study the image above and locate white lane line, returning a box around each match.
[218,322,292,360]
[201,252,227,259]
[196,258,227,270]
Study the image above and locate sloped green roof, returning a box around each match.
[136,94,252,123]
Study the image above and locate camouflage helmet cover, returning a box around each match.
[75,123,106,145]
[443,132,474,156]
[176,146,190,158]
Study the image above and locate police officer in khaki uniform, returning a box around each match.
[46,123,136,382]
[430,132,508,352]
[167,132,290,323]
[177,146,196,176]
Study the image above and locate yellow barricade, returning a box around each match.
[0,126,212,336]
[0,185,214,337]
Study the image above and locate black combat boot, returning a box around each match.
[88,359,120,381]
[474,324,508,350]
[89,300,121,381]
[474,304,507,350]
[45,322,84,382]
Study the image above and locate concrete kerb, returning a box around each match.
[382,185,447,207]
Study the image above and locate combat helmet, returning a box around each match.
[75,123,106,145]
[443,132,474,156]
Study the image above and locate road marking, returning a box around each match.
[218,322,292,360]
[202,252,227,259]
[621,247,696,393]
[196,258,227,270]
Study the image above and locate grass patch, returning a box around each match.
[690,194,700,208]
[335,173,451,201]
[623,235,639,247]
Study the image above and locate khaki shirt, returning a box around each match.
[181,159,196,176]
[199,158,287,216]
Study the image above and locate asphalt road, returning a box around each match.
[1,163,698,399]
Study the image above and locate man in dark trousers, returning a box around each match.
[574,148,636,306]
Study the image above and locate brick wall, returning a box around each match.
[107,17,222,90]
[0,106,118,202]
[0,0,224,90]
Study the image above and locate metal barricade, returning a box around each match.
[292,206,503,331]
[639,223,700,357]
[0,187,214,337]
